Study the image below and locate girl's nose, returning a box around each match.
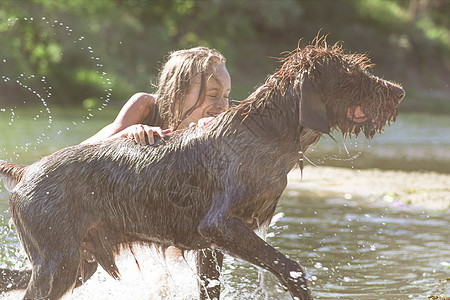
[215,96,229,111]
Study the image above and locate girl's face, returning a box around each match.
[178,64,231,129]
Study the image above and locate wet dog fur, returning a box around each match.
[0,37,404,300]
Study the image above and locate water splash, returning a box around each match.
[0,16,113,160]
[0,247,200,300]
[305,135,367,169]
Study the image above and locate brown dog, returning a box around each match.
[0,38,404,300]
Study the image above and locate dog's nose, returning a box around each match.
[395,87,405,102]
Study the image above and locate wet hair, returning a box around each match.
[153,47,226,130]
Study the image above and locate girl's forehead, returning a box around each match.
[208,65,231,90]
[188,64,230,90]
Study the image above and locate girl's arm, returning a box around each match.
[81,93,167,145]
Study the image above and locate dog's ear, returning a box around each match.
[299,76,330,133]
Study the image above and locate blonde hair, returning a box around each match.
[154,47,226,130]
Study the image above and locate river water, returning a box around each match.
[0,109,449,299]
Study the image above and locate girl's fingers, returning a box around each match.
[135,127,143,144]
[133,125,146,145]
[133,125,153,145]
[124,125,170,145]
[148,133,155,145]
[144,126,166,145]
[153,127,165,138]
[128,129,139,144]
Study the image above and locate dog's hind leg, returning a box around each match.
[199,216,312,300]
[11,212,82,299]
[24,254,80,300]
[197,248,223,300]
[0,250,97,294]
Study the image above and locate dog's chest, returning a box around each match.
[231,176,287,229]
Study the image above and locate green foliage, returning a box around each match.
[0,0,449,112]
[356,0,410,28]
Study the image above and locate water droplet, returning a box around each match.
[290,271,303,279]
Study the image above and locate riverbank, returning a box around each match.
[287,166,450,211]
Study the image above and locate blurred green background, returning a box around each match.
[1,0,449,113]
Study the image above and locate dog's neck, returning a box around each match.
[213,84,323,172]
[237,84,322,150]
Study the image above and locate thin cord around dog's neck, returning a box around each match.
[298,151,304,180]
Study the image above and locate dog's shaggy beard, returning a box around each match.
[336,86,400,140]
[343,109,398,140]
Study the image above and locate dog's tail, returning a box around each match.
[0,160,26,192]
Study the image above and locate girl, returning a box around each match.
[82,47,230,145]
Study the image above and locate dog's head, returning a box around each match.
[287,38,405,139]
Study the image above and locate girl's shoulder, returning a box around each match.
[116,93,159,125]
[129,92,157,105]
[126,93,158,119]
[129,93,163,127]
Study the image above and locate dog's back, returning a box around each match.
[10,133,219,246]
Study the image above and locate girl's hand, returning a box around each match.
[121,124,171,146]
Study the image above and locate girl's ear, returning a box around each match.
[299,77,330,133]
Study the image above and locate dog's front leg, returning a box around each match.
[198,216,312,300]
[197,248,223,300]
